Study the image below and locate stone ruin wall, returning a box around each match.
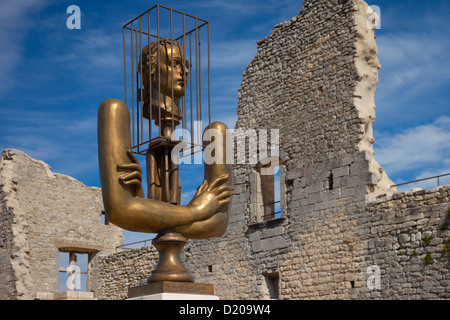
[362,186,449,299]
[94,0,449,300]
[95,246,158,300]
[1,0,448,300]
[0,149,123,299]
[79,186,450,300]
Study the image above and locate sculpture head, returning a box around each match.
[139,39,189,99]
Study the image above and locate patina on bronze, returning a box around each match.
[97,6,233,286]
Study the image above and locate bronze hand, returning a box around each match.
[117,149,145,198]
[98,99,233,235]
[170,121,234,239]
[187,174,234,221]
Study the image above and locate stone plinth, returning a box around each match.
[128,293,219,300]
[35,291,97,300]
[127,281,215,300]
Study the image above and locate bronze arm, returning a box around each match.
[171,121,233,239]
[97,99,231,234]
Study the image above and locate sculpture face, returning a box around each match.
[154,44,188,99]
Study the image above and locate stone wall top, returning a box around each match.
[0,149,123,299]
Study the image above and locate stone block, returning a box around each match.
[308,182,324,194]
[398,234,410,243]
[259,236,288,251]
[251,240,263,253]
[340,155,353,166]
[127,293,219,300]
[350,161,370,177]
[261,226,283,239]
[332,166,350,178]
[392,211,424,224]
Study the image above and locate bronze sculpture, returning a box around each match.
[97,12,234,284]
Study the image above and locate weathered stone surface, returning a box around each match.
[3,0,447,301]
[96,246,159,300]
[0,149,123,300]
[94,0,448,300]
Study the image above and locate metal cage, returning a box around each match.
[123,4,211,157]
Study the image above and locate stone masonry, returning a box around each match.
[94,0,449,300]
[1,0,448,300]
[0,149,123,299]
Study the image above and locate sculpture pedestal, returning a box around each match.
[147,232,194,283]
[127,293,219,300]
[127,281,218,300]
[128,233,219,300]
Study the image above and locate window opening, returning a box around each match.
[58,251,89,292]
[260,161,282,220]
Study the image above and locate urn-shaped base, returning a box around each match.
[147,232,194,283]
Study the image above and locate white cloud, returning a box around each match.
[0,107,100,182]
[379,34,449,86]
[58,30,123,70]
[210,39,258,71]
[376,19,450,109]
[395,169,450,193]
[215,113,238,130]
[371,4,450,190]
[0,0,49,93]
[66,116,98,133]
[191,0,301,17]
[180,189,197,205]
[374,116,450,180]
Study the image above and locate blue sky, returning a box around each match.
[1,0,449,248]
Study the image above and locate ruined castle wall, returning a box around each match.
[0,177,17,299]
[95,246,158,300]
[184,0,448,299]
[360,186,450,299]
[94,0,449,300]
[0,149,123,299]
[94,186,449,300]
[184,0,397,300]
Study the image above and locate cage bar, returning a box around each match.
[123,5,210,157]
